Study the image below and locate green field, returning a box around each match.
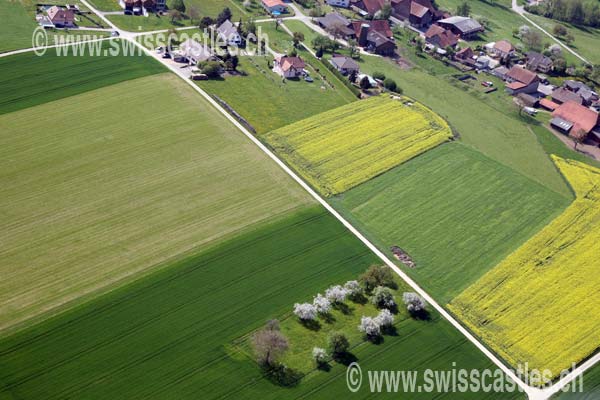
[198,55,356,133]
[0,0,109,53]
[262,96,452,196]
[526,13,600,65]
[0,206,523,399]
[0,69,316,332]
[555,366,599,399]
[355,54,572,197]
[331,143,570,302]
[450,158,600,378]
[0,41,165,115]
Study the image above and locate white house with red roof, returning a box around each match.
[261,0,288,14]
[273,55,306,78]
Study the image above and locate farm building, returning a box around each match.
[273,55,306,78]
[261,0,288,14]
[504,66,539,95]
[540,98,559,111]
[552,87,583,105]
[526,51,553,73]
[424,24,458,48]
[437,16,483,38]
[330,56,360,75]
[216,20,242,46]
[517,93,539,108]
[352,21,396,55]
[551,101,600,141]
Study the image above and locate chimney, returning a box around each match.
[358,23,370,47]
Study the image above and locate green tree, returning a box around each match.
[217,7,232,26]
[170,9,183,23]
[327,332,349,356]
[359,75,371,90]
[456,1,471,16]
[171,0,185,13]
[292,31,304,47]
[199,16,214,30]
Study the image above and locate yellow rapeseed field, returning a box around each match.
[261,96,452,196]
[449,157,600,380]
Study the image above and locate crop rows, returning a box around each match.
[262,96,453,196]
[449,157,600,379]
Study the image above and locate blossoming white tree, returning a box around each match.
[375,308,394,328]
[312,347,328,364]
[402,292,427,314]
[344,280,363,299]
[325,285,348,303]
[294,302,317,321]
[358,316,381,337]
[371,286,396,309]
[313,293,331,314]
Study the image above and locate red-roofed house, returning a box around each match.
[505,66,539,95]
[261,0,288,14]
[351,19,393,38]
[391,0,435,26]
[273,55,305,78]
[540,98,559,111]
[351,0,385,15]
[47,5,75,27]
[424,24,458,48]
[409,2,433,27]
[492,40,515,60]
[551,101,600,140]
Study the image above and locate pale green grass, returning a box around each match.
[0,73,313,333]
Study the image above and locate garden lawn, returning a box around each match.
[197,55,356,133]
[283,19,321,50]
[0,40,165,115]
[0,206,523,399]
[331,143,570,302]
[356,54,571,197]
[0,72,314,333]
[450,158,600,379]
[262,96,453,196]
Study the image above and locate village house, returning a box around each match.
[122,0,162,15]
[273,55,306,78]
[552,87,583,105]
[261,0,288,14]
[424,24,458,49]
[437,16,483,39]
[329,56,360,75]
[391,0,444,28]
[525,51,553,73]
[551,80,599,106]
[326,0,350,7]
[490,40,515,60]
[491,65,509,79]
[551,101,600,144]
[353,22,396,55]
[216,20,242,46]
[455,46,475,66]
[350,0,384,17]
[316,13,355,37]
[504,65,539,95]
[46,5,75,27]
[179,39,215,64]
[540,98,560,111]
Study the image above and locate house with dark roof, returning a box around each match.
[424,24,458,48]
[350,0,385,16]
[327,0,350,7]
[273,55,306,78]
[47,5,75,25]
[552,87,583,105]
[408,2,433,27]
[330,56,360,74]
[551,101,600,141]
[525,52,553,73]
[354,22,396,55]
[316,13,355,37]
[437,16,483,38]
[504,66,540,95]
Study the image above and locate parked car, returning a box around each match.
[191,73,208,81]
[111,30,119,37]
[162,52,171,59]
[304,76,314,82]
[155,46,163,54]
[523,107,537,115]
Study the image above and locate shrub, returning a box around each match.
[358,316,381,337]
[383,78,397,92]
[325,285,348,303]
[371,286,396,309]
[294,302,317,321]
[360,265,396,293]
[402,292,427,314]
[199,61,222,78]
[313,293,332,314]
[372,71,386,80]
[328,332,350,355]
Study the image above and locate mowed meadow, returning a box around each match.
[262,97,453,196]
[450,158,600,378]
[331,143,570,301]
[0,51,313,332]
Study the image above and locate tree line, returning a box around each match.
[526,0,600,28]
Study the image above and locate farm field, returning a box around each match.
[555,364,600,399]
[0,71,315,333]
[355,54,572,197]
[450,158,600,379]
[0,41,165,115]
[262,96,453,196]
[197,55,356,133]
[0,206,523,399]
[331,143,570,302]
